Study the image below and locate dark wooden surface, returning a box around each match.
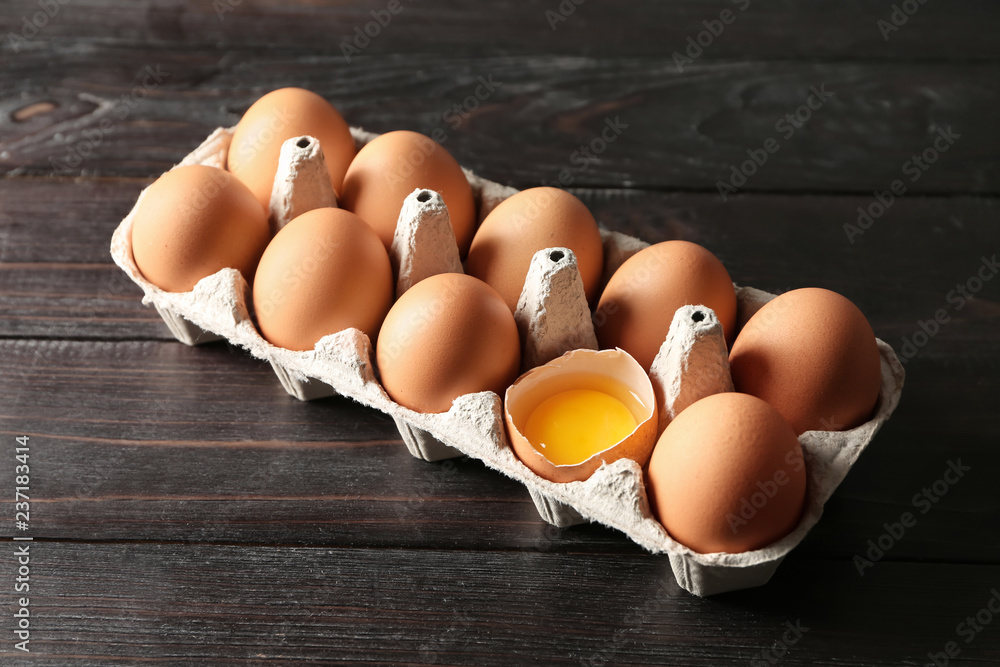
[1,2,999,665]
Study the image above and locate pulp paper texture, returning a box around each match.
[269,134,337,232]
[514,247,599,370]
[391,189,463,296]
[109,127,905,596]
[649,305,735,434]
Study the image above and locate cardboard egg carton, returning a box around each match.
[109,126,905,597]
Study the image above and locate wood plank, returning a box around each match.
[2,51,999,193]
[2,178,998,347]
[0,177,143,264]
[0,542,998,665]
[0,340,996,562]
[0,263,163,340]
[1,5,996,663]
[579,188,1000,362]
[0,338,632,552]
[1,0,998,59]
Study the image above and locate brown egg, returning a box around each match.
[339,131,476,255]
[376,273,520,414]
[594,240,737,370]
[130,165,270,292]
[228,87,356,210]
[252,207,393,351]
[645,392,807,554]
[465,187,604,312]
[729,287,882,434]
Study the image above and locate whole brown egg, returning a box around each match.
[376,273,520,414]
[130,165,270,292]
[645,392,807,554]
[595,240,737,371]
[252,207,393,351]
[228,87,356,211]
[728,287,882,434]
[465,187,604,313]
[339,131,476,256]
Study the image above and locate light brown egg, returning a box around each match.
[729,287,882,434]
[645,392,807,554]
[339,131,476,255]
[594,240,737,371]
[252,207,393,351]
[376,273,520,414]
[228,87,356,210]
[465,187,604,313]
[130,165,270,293]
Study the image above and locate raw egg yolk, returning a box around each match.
[523,389,638,466]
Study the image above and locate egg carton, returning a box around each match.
[109,126,905,597]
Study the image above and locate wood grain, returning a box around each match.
[0,339,996,562]
[2,2,1000,663]
[0,542,998,666]
[2,179,998,348]
[2,0,999,59]
[1,52,999,193]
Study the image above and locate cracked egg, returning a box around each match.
[504,348,658,483]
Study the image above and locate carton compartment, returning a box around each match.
[393,417,463,462]
[528,488,587,528]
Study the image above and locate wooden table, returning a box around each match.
[2,2,998,665]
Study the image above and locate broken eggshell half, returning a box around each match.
[504,347,659,484]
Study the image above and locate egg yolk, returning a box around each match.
[523,389,638,466]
